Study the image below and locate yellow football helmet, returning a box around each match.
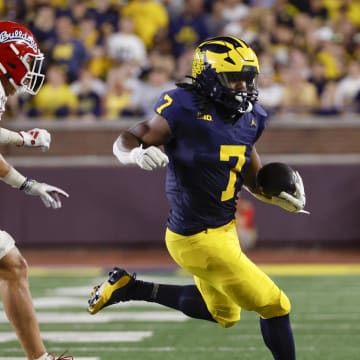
[192,36,259,82]
[190,36,260,114]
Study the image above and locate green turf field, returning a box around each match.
[1,267,359,360]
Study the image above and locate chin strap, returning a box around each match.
[236,99,253,113]
[235,88,258,113]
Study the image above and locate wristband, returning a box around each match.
[1,167,27,189]
[113,139,139,165]
[19,178,34,192]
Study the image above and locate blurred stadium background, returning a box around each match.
[0,0,358,257]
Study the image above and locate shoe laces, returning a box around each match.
[88,285,101,305]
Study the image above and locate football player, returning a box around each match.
[88,36,307,360]
[0,21,72,360]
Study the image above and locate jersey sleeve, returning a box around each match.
[153,89,189,135]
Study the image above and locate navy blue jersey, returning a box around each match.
[154,87,268,235]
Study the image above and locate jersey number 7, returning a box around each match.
[220,145,246,201]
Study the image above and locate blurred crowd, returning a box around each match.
[1,0,360,121]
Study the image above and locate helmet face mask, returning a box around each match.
[217,68,258,88]
[20,51,45,94]
[191,36,260,116]
[0,21,45,95]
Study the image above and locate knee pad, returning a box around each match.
[259,291,291,319]
[217,319,237,329]
[208,305,241,328]
[0,230,16,260]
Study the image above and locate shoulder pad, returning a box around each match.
[172,87,198,111]
[253,103,268,117]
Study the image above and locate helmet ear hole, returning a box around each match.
[6,62,17,69]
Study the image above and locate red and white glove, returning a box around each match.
[19,128,51,151]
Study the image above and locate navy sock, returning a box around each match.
[260,314,296,360]
[130,281,216,322]
[128,279,155,301]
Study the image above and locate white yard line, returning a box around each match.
[52,276,193,296]
[32,297,161,308]
[0,311,187,323]
[0,331,152,343]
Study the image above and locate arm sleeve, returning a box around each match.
[1,167,26,189]
[0,128,23,146]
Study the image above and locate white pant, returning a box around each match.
[0,230,15,260]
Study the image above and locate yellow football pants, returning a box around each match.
[165,221,291,328]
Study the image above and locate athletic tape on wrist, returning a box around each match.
[1,167,27,189]
[113,140,139,165]
[0,128,23,146]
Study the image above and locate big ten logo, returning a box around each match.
[197,112,212,121]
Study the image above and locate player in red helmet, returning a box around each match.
[0,21,45,95]
[0,21,72,360]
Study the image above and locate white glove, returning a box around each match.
[21,179,69,209]
[246,171,309,214]
[19,128,51,151]
[130,145,169,171]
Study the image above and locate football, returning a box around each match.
[256,162,296,196]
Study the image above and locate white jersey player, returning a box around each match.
[0,21,73,360]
